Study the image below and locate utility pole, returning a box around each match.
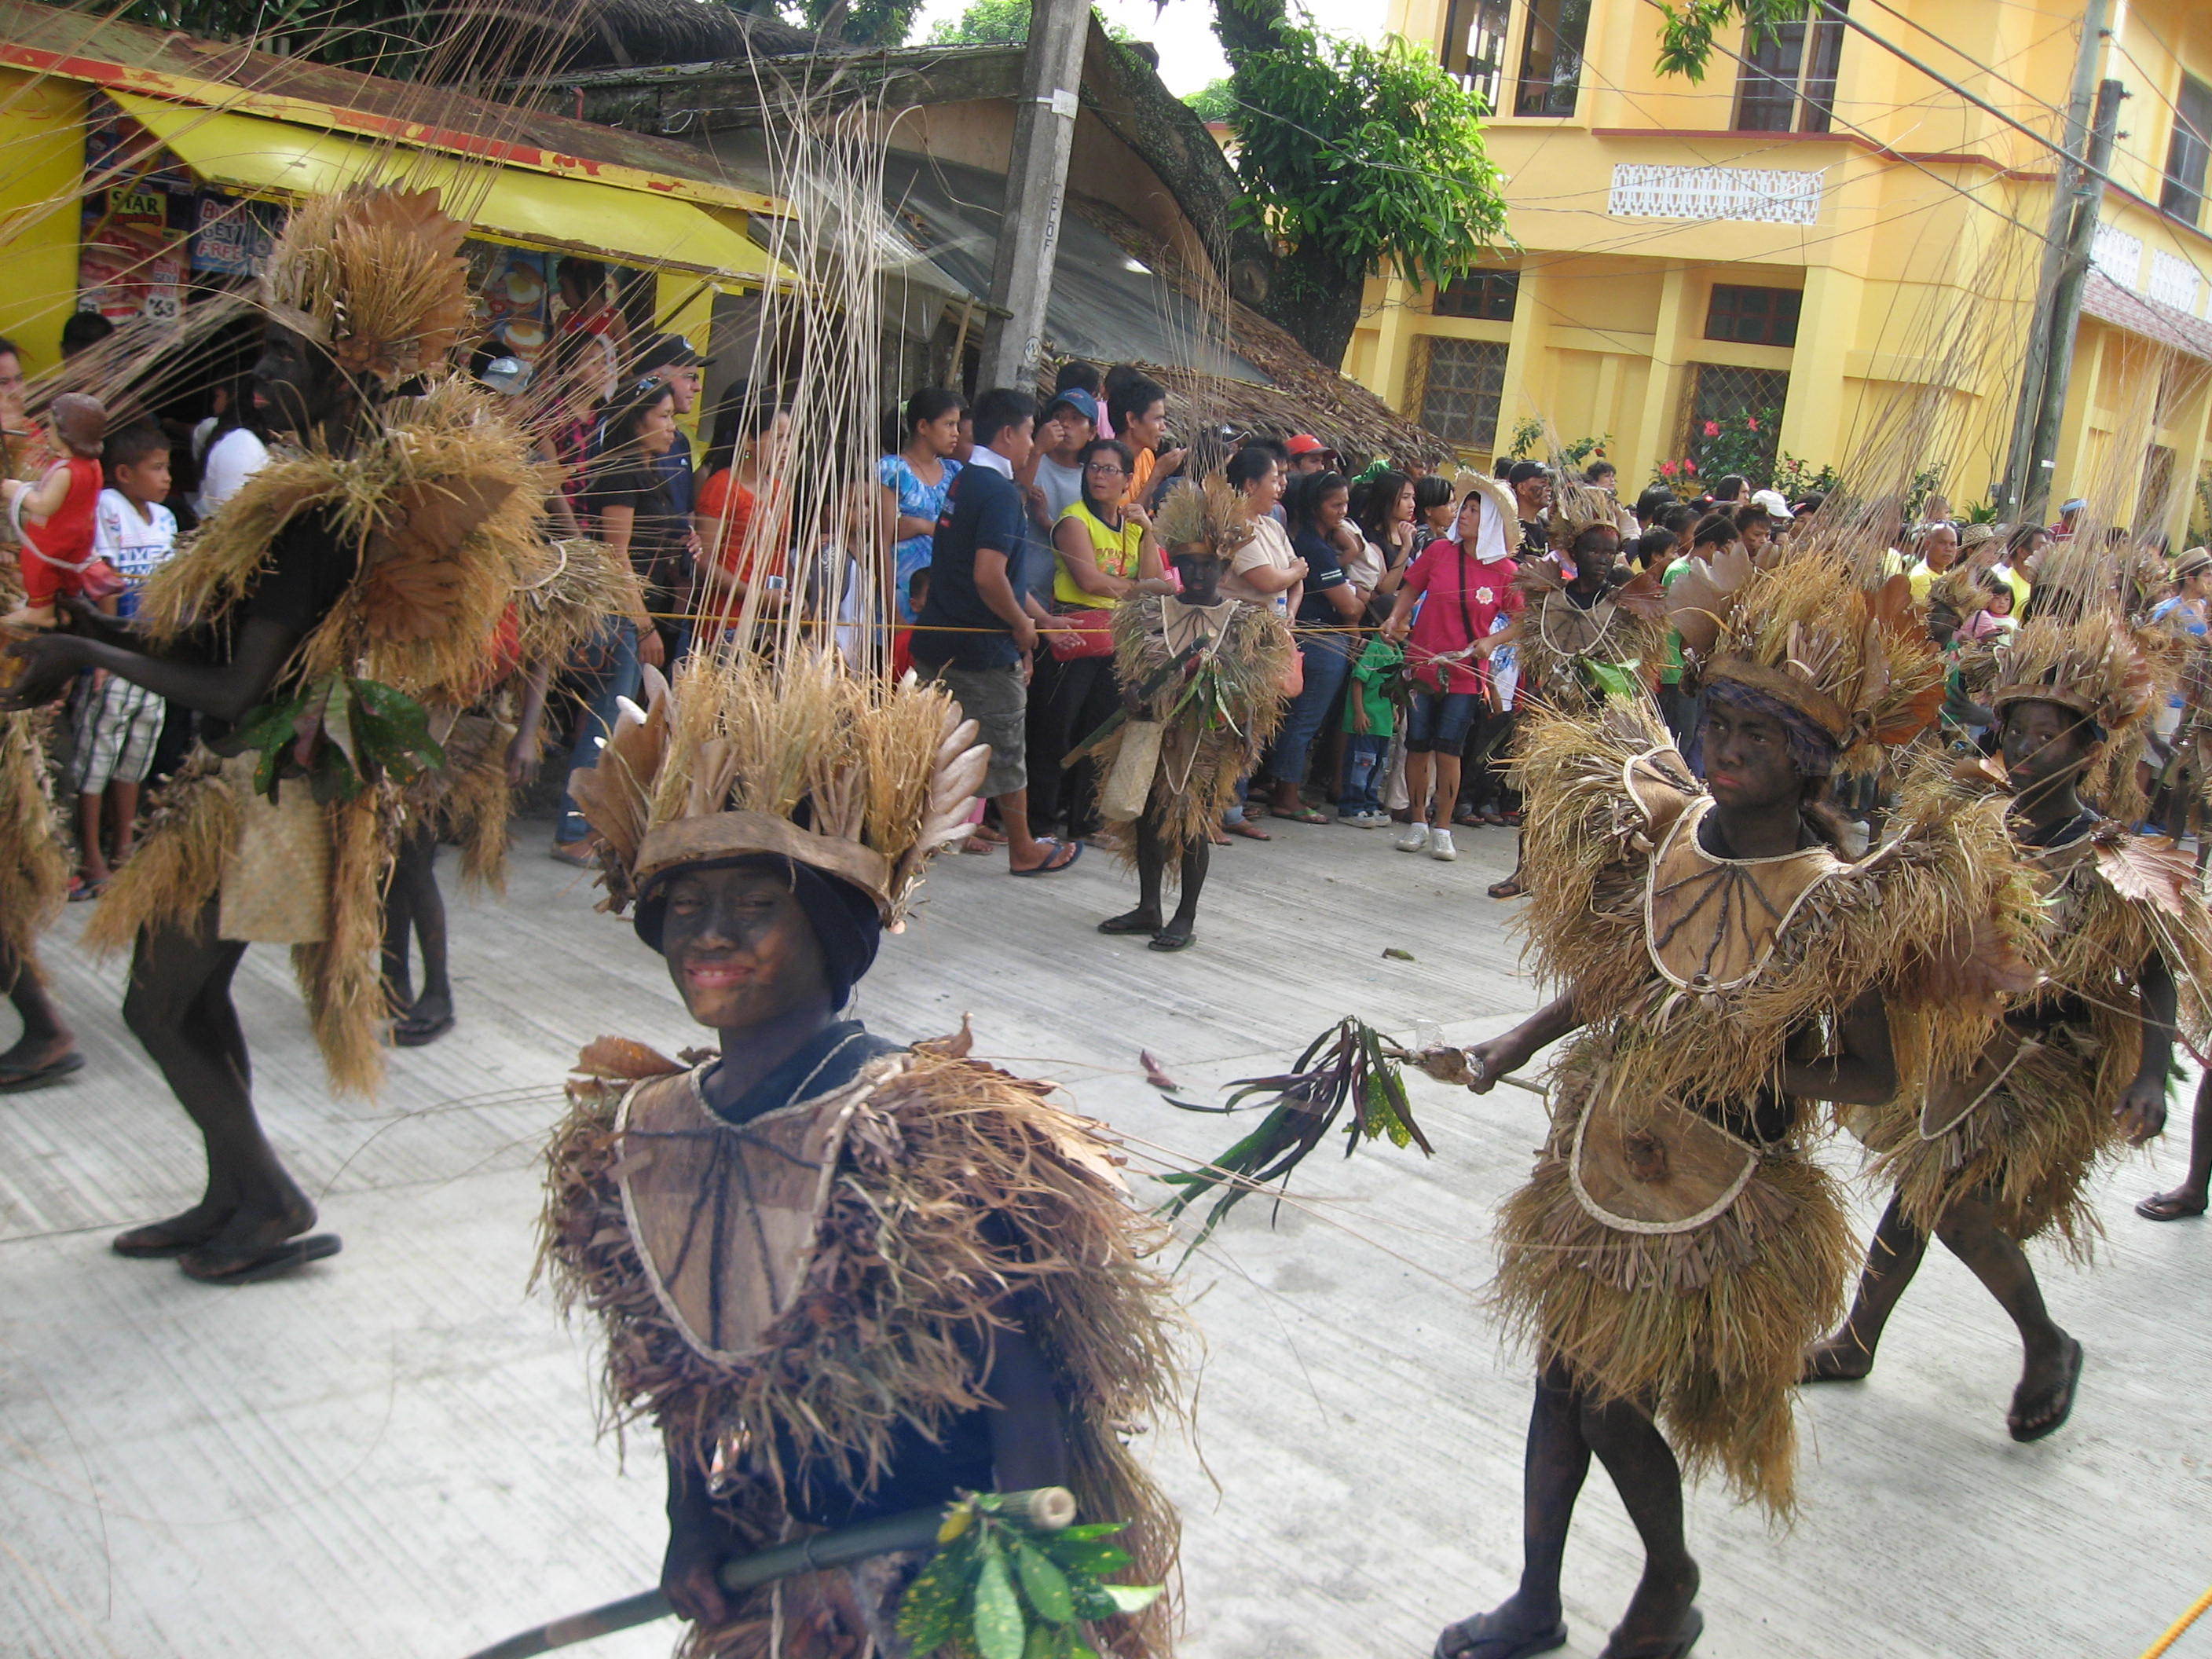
[2001,0,2106,515]
[2019,77,2124,528]
[977,0,1091,392]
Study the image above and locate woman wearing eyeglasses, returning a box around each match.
[1023,437,1165,844]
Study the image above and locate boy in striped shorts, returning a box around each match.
[66,425,175,895]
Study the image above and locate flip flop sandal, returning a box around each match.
[1147,930,1196,952]
[2135,1192,2208,1221]
[1599,1607,1702,1659]
[67,878,106,902]
[179,1232,342,1285]
[1432,1612,1569,1659]
[2009,1337,2083,1442]
[0,1051,86,1093]
[1225,820,1273,840]
[1008,839,1082,877]
[1270,806,1327,824]
[393,1013,456,1048]
[1487,878,1526,899]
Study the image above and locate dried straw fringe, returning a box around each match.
[1492,1086,1854,1518]
[137,380,552,707]
[0,709,68,970]
[291,787,399,1098]
[1094,595,1293,869]
[83,752,237,956]
[540,1048,1182,1659]
[1512,702,2027,1103]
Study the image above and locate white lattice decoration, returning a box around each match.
[1606,164,1824,225]
[2148,250,2203,315]
[2091,220,2144,287]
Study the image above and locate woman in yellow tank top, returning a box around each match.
[1027,438,1166,841]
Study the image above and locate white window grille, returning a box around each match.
[2148,249,2203,314]
[2091,221,2144,287]
[1606,164,1824,225]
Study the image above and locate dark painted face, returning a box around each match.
[657,862,831,1033]
[1174,550,1227,603]
[1570,527,1619,590]
[251,322,336,437]
[2000,698,2092,796]
[1701,695,1805,815]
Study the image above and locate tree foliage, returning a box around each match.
[1221,5,1508,361]
[794,0,928,47]
[1181,77,1235,123]
[924,0,1130,46]
[1652,0,1822,82]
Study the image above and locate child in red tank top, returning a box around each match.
[4,392,112,627]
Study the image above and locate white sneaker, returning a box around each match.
[1428,827,1458,861]
[1395,823,1430,852]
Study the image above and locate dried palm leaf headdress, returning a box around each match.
[261,186,471,385]
[1667,546,1943,768]
[569,650,988,928]
[1155,474,1257,561]
[1987,617,2155,737]
[1547,478,1626,555]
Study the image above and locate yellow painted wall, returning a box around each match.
[0,71,90,373]
[1357,0,2212,539]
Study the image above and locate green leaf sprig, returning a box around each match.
[231,672,445,804]
[895,1494,1163,1659]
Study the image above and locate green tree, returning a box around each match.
[1181,77,1235,123]
[1214,0,1510,365]
[794,0,928,47]
[1650,0,1820,81]
[925,0,1130,46]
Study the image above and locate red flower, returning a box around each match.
[1745,416,1759,431]
[1659,460,1678,478]
[1684,460,1698,474]
[1702,420,1721,438]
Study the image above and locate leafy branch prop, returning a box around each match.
[1155,1018,1434,1251]
[231,672,444,804]
[896,1492,1163,1659]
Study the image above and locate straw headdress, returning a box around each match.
[1987,615,2157,736]
[567,650,989,927]
[1547,477,1625,555]
[1155,474,1256,561]
[1666,545,1943,764]
[261,186,471,386]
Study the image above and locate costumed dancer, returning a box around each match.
[0,566,80,1092]
[1,186,595,1282]
[1430,548,2027,1659]
[1087,477,1294,953]
[1472,480,1666,901]
[538,649,1181,1659]
[1813,609,2210,1432]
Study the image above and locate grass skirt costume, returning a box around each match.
[0,701,66,977]
[84,189,612,1095]
[539,652,1184,1659]
[1093,590,1291,867]
[1495,552,2029,1516]
[1856,615,2212,1256]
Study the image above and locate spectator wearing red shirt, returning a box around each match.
[1380,476,1521,860]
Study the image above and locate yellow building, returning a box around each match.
[1346,0,2212,538]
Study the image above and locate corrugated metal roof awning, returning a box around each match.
[109,91,789,287]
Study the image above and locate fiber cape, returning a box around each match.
[540,1033,1182,1659]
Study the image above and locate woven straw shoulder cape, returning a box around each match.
[1092,592,1294,866]
[1496,698,2034,1515]
[1859,767,2212,1253]
[540,1030,1181,1659]
[1508,562,1667,708]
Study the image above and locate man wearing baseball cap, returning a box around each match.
[2049,496,2086,540]
[1285,433,1339,475]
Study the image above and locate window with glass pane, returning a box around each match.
[1441,0,1512,113]
[1435,270,1520,320]
[1731,1,1846,134]
[2162,75,2211,226]
[1705,284,1802,346]
[1515,0,1591,118]
[1683,364,1789,466]
[1418,338,1509,452]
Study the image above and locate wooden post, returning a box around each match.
[977,0,1091,391]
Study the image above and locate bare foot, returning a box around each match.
[1802,1331,1874,1383]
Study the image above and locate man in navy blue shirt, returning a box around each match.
[912,387,1080,877]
